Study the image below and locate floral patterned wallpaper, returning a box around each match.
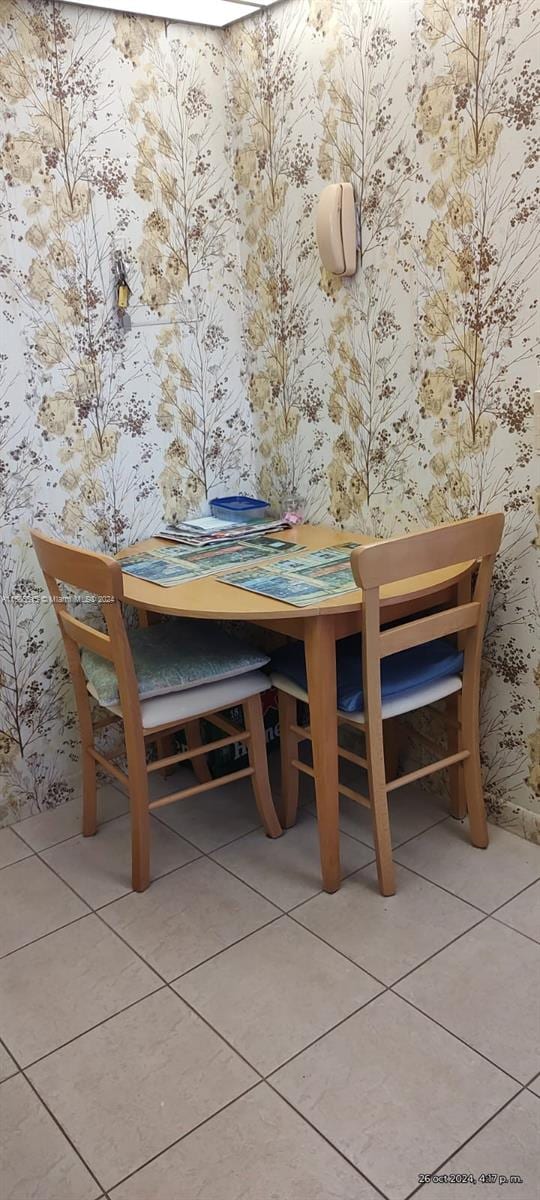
[0,0,538,840]
[226,0,539,840]
[0,0,248,821]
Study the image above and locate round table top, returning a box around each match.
[119,524,472,622]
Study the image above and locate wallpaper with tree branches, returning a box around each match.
[227,0,539,841]
[0,1,248,822]
[0,0,538,841]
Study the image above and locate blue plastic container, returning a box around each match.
[210,496,270,523]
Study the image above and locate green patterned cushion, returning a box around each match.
[81,619,269,709]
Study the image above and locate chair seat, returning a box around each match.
[270,634,464,714]
[82,618,269,708]
[271,670,462,723]
[92,669,271,731]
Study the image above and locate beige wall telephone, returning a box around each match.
[315,182,358,277]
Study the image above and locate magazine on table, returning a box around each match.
[219,560,361,607]
[267,542,360,575]
[119,537,304,587]
[155,517,291,547]
[218,541,373,606]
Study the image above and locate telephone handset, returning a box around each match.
[315,182,358,277]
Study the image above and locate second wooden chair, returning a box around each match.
[32,530,281,893]
[272,513,504,896]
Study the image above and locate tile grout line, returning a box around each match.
[98,906,287,995]
[4,808,537,1073]
[286,904,486,993]
[1,837,537,1197]
[327,810,448,855]
[0,853,34,873]
[0,910,92,964]
[97,984,389,1200]
[385,912,489,990]
[9,808,130,857]
[264,1077,392,1200]
[151,808,262,853]
[391,988,527,1089]
[404,1084,528,1200]
[490,913,540,947]
[3,823,397,1195]
[9,784,539,920]
[488,873,540,916]
[4,809,537,1033]
[16,984,169,1073]
[205,847,376,925]
[17,1067,107,1199]
[8,917,269,1195]
[390,855,499,916]
[102,1079,264,1196]
[4,906,532,1199]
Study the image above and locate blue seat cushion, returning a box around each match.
[82,618,269,709]
[271,634,463,714]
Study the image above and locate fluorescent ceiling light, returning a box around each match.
[62,0,285,27]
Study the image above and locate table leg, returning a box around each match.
[304,614,341,893]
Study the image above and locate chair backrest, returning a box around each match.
[349,513,504,725]
[31,529,139,724]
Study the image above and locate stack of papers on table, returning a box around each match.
[218,543,365,607]
[119,537,304,587]
[156,516,291,547]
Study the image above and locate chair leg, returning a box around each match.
[82,746,98,837]
[447,692,466,819]
[128,772,151,892]
[244,695,282,838]
[461,716,488,849]
[123,724,151,892]
[277,690,299,828]
[186,720,212,784]
[366,724,395,897]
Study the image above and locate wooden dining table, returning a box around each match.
[120,524,473,893]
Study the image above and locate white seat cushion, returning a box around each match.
[270,671,462,724]
[98,670,270,731]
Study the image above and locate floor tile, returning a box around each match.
[0,827,33,869]
[12,785,129,852]
[0,914,161,1066]
[153,769,263,852]
[212,811,374,910]
[0,1074,99,1200]
[145,763,196,801]
[294,863,482,985]
[529,1074,540,1096]
[272,991,518,1200]
[311,779,447,849]
[0,1042,17,1082]
[395,818,540,911]
[109,1083,378,1200]
[419,1090,540,1199]
[101,857,279,979]
[395,919,540,1083]
[42,814,200,908]
[0,857,89,958]
[494,879,540,942]
[28,989,256,1191]
[175,916,381,1075]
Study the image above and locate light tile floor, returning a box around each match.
[1,762,539,1200]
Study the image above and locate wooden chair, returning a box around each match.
[31,530,281,892]
[272,513,504,896]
